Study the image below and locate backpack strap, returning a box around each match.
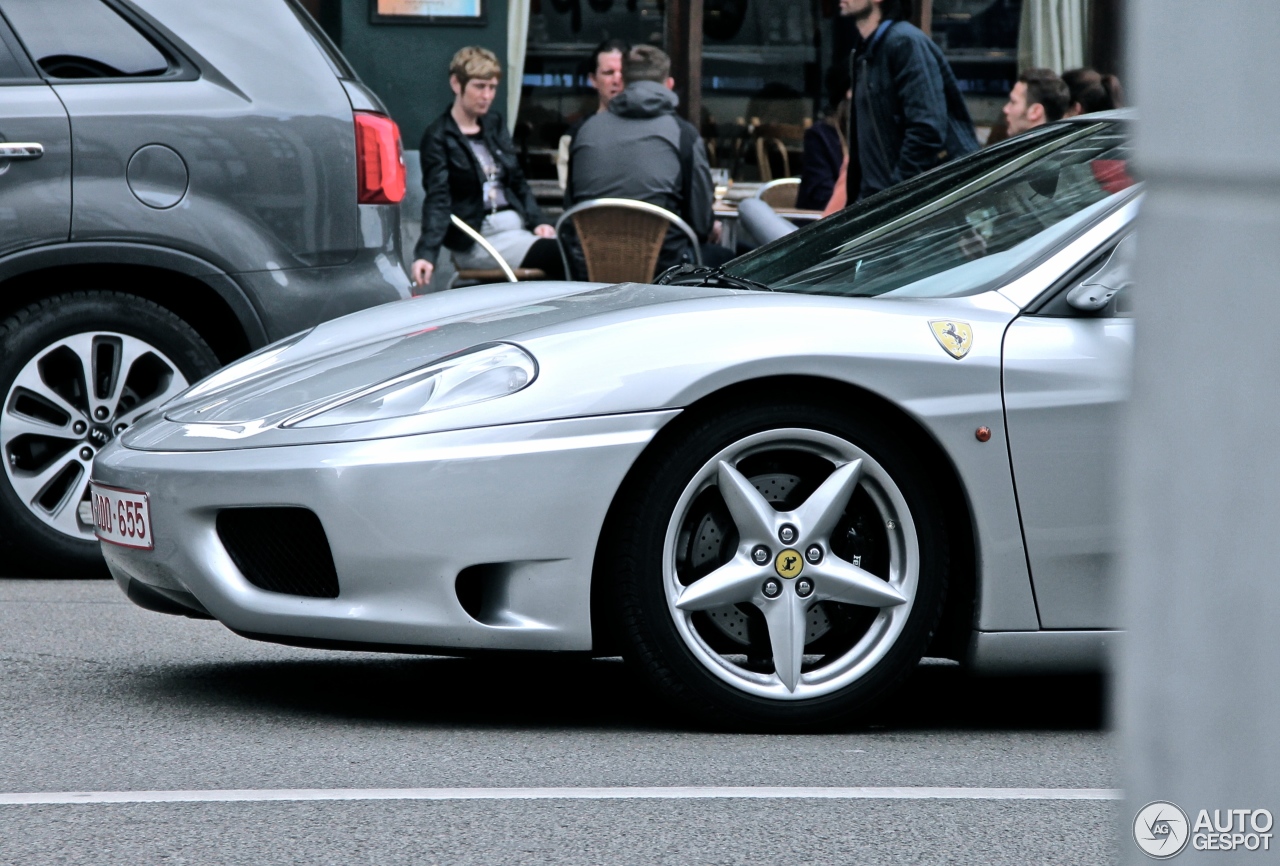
[678,118,696,215]
[867,18,894,54]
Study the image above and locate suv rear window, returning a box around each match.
[0,0,169,79]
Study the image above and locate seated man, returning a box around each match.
[556,39,628,191]
[566,44,732,278]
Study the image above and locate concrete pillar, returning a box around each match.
[1120,0,1280,862]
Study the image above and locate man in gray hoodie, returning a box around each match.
[566,45,731,277]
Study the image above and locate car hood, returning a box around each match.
[120,279,1021,452]
[130,281,726,438]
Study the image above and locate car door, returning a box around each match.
[1002,232,1135,628]
[0,13,70,258]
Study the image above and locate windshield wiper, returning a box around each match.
[655,264,774,292]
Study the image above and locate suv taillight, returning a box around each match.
[354,112,406,205]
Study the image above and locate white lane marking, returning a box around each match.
[0,786,1122,806]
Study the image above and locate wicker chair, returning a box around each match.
[754,136,790,183]
[449,214,545,285]
[555,198,702,284]
[756,177,800,210]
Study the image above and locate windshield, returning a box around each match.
[727,121,1135,299]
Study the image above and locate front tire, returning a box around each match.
[0,292,219,575]
[612,399,949,730]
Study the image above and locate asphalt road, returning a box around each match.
[0,577,1118,865]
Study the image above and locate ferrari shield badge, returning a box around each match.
[929,320,973,360]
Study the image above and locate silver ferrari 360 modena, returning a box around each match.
[93,115,1135,728]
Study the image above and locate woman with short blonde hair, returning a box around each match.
[411,47,562,288]
[449,45,501,86]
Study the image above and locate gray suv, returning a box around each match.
[0,0,411,574]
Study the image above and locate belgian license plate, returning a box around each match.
[89,483,154,550]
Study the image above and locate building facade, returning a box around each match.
[304,0,1121,180]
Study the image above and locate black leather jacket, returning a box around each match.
[413,109,546,265]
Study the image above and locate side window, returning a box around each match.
[0,0,169,79]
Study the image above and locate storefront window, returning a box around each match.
[518,0,1026,180]
[931,0,1023,128]
[701,0,819,179]
[520,0,822,180]
[520,0,665,169]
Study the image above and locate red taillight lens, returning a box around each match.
[354,112,406,205]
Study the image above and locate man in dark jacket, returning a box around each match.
[840,0,978,202]
[566,45,732,276]
[556,38,629,190]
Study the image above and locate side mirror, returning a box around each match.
[1067,234,1135,312]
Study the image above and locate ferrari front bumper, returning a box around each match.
[93,411,678,652]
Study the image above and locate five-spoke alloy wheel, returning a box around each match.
[613,399,949,729]
[0,292,218,574]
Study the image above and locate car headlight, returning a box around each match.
[282,342,537,428]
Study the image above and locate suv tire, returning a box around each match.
[0,292,219,576]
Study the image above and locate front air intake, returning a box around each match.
[216,508,339,598]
